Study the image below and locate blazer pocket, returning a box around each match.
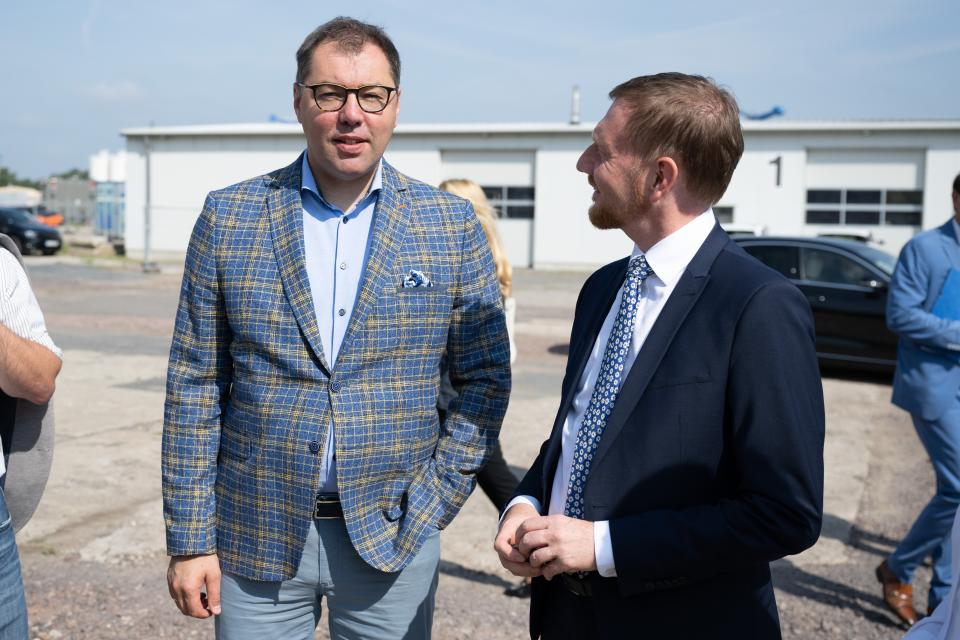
[395,285,449,294]
[218,425,250,462]
[646,374,713,390]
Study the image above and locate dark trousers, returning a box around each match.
[538,577,598,640]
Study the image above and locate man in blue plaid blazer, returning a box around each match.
[162,18,511,639]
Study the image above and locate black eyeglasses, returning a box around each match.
[296,82,397,114]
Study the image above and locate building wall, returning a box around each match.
[123,126,960,266]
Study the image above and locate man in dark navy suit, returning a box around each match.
[494,73,825,639]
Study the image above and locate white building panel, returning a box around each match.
[121,120,960,265]
[805,149,925,189]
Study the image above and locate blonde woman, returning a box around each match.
[436,179,527,597]
[438,179,516,362]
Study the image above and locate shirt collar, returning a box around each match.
[631,209,715,288]
[300,151,383,213]
[952,216,960,241]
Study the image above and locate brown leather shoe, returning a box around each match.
[876,561,918,626]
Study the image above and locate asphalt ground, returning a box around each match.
[13,254,932,639]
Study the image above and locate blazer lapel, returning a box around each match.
[940,220,960,270]
[542,259,627,504]
[267,155,330,373]
[592,224,729,469]
[335,162,411,368]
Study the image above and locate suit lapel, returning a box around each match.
[542,260,627,504]
[592,224,729,469]
[336,162,411,368]
[940,220,960,270]
[267,155,330,373]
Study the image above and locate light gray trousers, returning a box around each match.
[216,519,440,640]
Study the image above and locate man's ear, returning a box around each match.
[293,84,303,124]
[650,157,679,202]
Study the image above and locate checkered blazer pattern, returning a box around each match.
[162,155,511,580]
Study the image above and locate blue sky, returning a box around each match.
[1,0,958,178]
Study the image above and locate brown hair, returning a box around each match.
[296,17,401,85]
[609,72,743,205]
[439,179,512,299]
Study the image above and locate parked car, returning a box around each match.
[733,236,898,372]
[0,207,63,255]
[35,207,64,227]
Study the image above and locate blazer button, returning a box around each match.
[308,441,320,454]
[330,381,341,393]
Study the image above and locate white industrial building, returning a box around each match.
[121,120,960,268]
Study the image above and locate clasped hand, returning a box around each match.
[494,503,597,580]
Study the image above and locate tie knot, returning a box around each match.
[627,255,652,283]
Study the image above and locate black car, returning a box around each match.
[0,207,63,255]
[733,236,899,372]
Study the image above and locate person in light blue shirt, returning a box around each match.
[163,16,510,640]
[877,172,960,627]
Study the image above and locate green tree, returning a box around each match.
[0,166,43,190]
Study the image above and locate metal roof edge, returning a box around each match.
[121,119,960,138]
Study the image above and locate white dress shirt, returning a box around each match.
[0,249,62,477]
[507,210,716,577]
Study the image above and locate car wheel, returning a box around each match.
[42,249,57,256]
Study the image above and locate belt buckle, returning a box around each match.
[313,494,342,520]
[561,572,593,597]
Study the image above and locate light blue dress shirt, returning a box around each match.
[300,152,382,493]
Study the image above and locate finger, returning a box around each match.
[183,585,212,619]
[515,516,549,541]
[542,561,567,580]
[528,546,558,569]
[496,541,531,564]
[500,558,543,578]
[517,530,550,557]
[206,570,222,616]
[494,535,526,562]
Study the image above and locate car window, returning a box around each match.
[801,248,872,285]
[742,245,799,279]
[0,209,33,224]
[852,245,897,277]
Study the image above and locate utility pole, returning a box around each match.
[142,135,159,273]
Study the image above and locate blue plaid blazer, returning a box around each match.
[162,156,511,580]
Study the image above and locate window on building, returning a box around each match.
[713,206,733,224]
[482,186,535,219]
[805,188,922,226]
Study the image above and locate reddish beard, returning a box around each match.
[588,201,623,230]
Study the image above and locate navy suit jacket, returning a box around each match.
[888,220,960,421]
[515,226,825,639]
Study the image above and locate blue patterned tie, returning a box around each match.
[564,255,652,519]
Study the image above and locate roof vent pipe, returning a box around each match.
[570,85,581,125]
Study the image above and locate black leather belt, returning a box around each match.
[313,493,343,519]
[561,572,593,597]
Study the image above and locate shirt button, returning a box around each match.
[341,216,349,224]
[331,381,341,393]
[339,262,347,270]
[308,441,320,454]
[338,308,346,317]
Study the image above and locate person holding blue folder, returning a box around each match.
[876,173,960,627]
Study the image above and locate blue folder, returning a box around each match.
[932,268,960,321]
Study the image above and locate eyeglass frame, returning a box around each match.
[295,82,398,114]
